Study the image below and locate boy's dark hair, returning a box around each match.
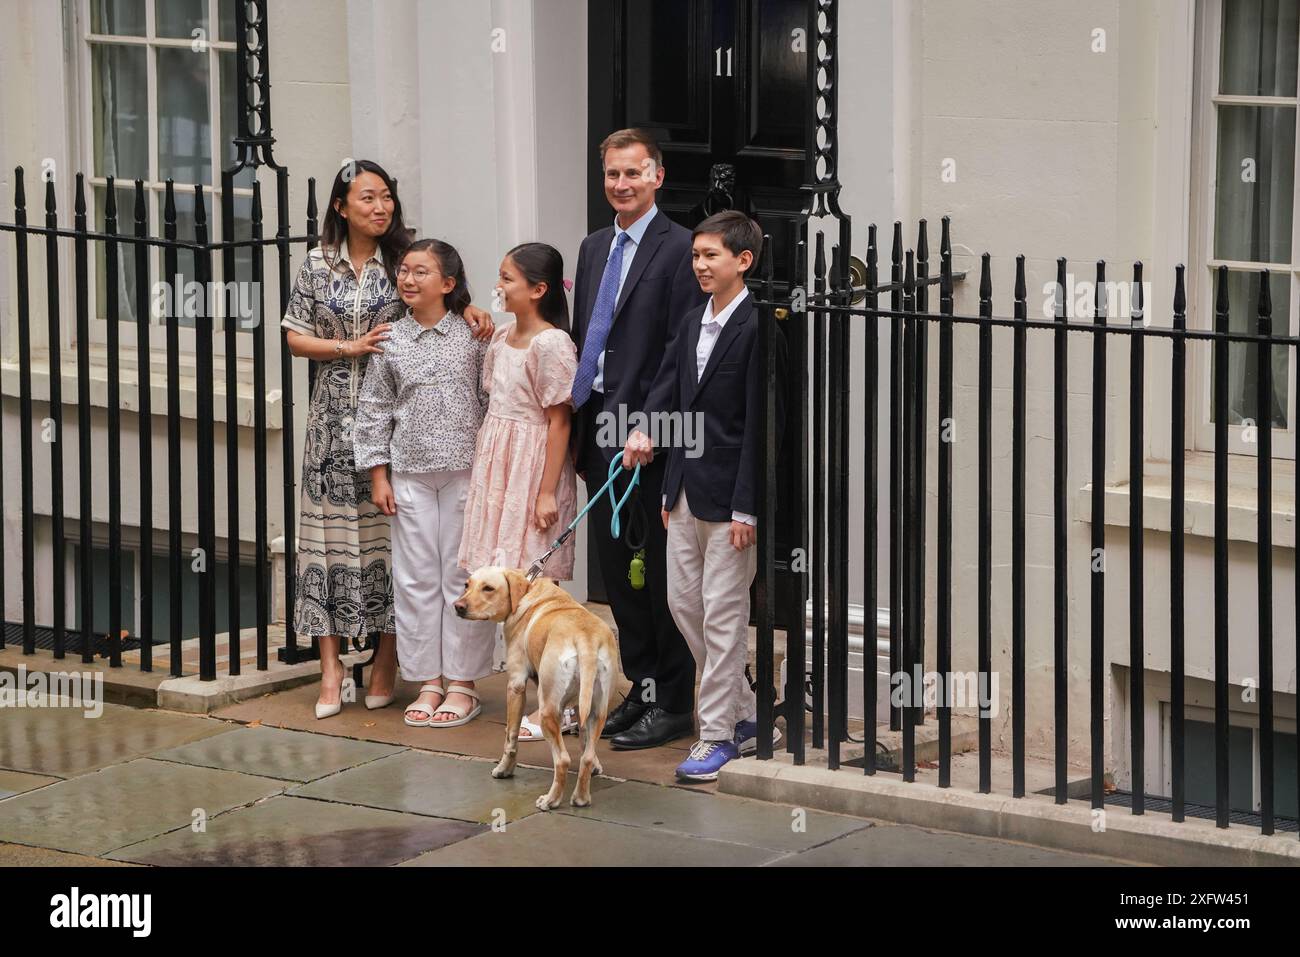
[400,238,471,317]
[505,242,570,333]
[692,211,763,271]
[599,128,664,170]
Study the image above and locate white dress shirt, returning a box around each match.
[592,204,658,394]
[664,286,756,527]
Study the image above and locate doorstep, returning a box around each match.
[718,749,1300,866]
[0,626,368,714]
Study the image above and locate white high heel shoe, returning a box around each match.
[315,674,345,720]
[365,692,395,710]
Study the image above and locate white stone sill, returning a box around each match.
[1076,452,1296,549]
[0,346,284,430]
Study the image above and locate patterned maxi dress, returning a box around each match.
[281,243,404,638]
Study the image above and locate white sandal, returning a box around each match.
[518,707,579,742]
[428,683,482,728]
[403,683,446,727]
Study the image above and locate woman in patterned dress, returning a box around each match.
[281,160,492,719]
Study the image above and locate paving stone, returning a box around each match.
[149,725,402,782]
[767,821,1130,866]
[400,811,777,866]
[0,700,231,777]
[0,769,60,799]
[0,757,286,856]
[554,780,870,852]
[0,842,138,867]
[290,749,615,825]
[108,795,484,866]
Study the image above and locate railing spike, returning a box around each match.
[74,173,86,217]
[13,166,24,209]
[1173,263,1187,318]
[979,252,992,302]
[1259,268,1272,318]
[1014,254,1026,303]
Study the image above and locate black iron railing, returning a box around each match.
[0,166,323,678]
[752,215,1300,839]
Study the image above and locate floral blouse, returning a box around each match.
[353,309,489,474]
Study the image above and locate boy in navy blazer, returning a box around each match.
[623,210,786,781]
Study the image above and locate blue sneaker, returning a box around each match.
[733,719,782,755]
[675,739,740,781]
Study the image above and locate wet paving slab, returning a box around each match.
[0,757,286,856]
[213,673,704,790]
[0,842,139,867]
[289,749,617,825]
[553,780,871,853]
[107,795,485,867]
[0,769,61,799]
[148,725,403,782]
[0,699,232,778]
[766,821,1132,866]
[400,810,778,867]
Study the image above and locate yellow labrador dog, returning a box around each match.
[454,567,616,809]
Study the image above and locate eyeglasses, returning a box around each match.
[397,265,436,281]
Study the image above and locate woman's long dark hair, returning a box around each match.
[401,238,471,317]
[505,242,569,333]
[320,159,410,282]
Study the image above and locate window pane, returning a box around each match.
[1183,720,1254,814]
[91,0,145,35]
[218,0,236,41]
[95,185,146,324]
[1210,269,1289,428]
[156,0,209,39]
[157,47,212,186]
[1220,0,1299,97]
[229,192,257,332]
[158,189,209,328]
[91,43,149,181]
[219,52,255,187]
[71,544,137,638]
[1214,105,1295,263]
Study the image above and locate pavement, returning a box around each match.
[0,671,1137,866]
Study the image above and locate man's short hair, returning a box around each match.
[599,128,664,169]
[693,210,763,265]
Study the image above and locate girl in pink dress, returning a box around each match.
[459,242,579,580]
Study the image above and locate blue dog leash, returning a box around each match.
[525,456,641,582]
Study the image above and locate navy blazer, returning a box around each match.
[660,292,787,523]
[570,209,706,464]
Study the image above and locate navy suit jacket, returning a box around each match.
[660,292,787,523]
[570,209,706,465]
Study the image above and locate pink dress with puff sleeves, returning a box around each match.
[458,325,579,579]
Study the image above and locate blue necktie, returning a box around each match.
[572,231,632,409]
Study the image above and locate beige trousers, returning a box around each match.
[666,492,758,741]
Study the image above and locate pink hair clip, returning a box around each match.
[562,278,573,291]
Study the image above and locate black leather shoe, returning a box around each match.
[600,697,649,739]
[609,707,695,750]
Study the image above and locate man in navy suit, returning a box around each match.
[569,129,707,749]
[623,210,787,780]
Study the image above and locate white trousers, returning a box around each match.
[666,492,758,741]
[391,469,495,682]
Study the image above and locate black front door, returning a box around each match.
[586,0,808,617]
[587,0,808,276]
